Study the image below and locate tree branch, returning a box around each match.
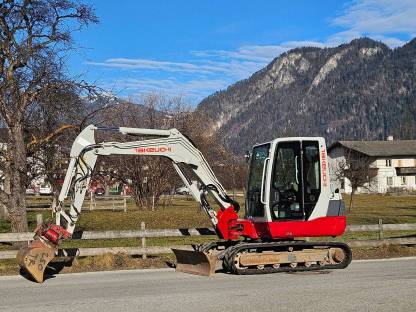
[27,124,75,150]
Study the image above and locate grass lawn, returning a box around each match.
[345,194,416,224]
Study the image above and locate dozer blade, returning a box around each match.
[16,237,57,283]
[172,249,218,276]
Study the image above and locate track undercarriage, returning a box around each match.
[177,240,352,275]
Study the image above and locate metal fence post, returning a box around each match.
[378,218,384,240]
[141,221,147,259]
[89,192,93,211]
[36,213,43,226]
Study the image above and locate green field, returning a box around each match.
[345,194,416,224]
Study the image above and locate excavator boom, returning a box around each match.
[17,125,243,282]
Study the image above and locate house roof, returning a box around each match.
[328,140,416,157]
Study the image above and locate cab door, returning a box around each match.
[269,141,304,220]
[246,143,271,219]
[269,140,322,221]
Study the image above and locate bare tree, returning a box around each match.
[162,103,248,192]
[86,92,248,210]
[0,0,97,231]
[334,150,378,211]
[101,94,182,210]
[26,86,114,212]
[0,142,9,219]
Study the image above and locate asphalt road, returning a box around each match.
[1,258,415,312]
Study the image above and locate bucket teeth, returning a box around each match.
[172,249,217,276]
[16,237,57,283]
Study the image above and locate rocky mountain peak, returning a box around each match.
[197,38,416,154]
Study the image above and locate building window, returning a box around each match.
[385,159,392,167]
[401,177,406,185]
[387,177,393,186]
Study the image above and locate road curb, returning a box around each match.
[352,256,416,263]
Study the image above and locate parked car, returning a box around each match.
[176,186,190,195]
[39,183,52,195]
[94,187,106,196]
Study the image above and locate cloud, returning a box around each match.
[191,46,287,63]
[104,77,232,100]
[192,41,325,63]
[87,58,214,74]
[87,57,266,80]
[331,0,416,47]
[89,40,326,82]
[333,0,416,33]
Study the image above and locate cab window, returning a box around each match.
[246,144,270,217]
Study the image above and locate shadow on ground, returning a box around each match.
[19,258,74,283]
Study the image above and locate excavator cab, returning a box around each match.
[246,138,345,238]
[246,139,324,222]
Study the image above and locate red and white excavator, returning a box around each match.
[17,125,351,283]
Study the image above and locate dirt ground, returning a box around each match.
[352,245,416,259]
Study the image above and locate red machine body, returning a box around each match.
[251,216,346,239]
[216,206,346,241]
[35,223,71,245]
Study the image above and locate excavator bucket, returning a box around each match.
[172,248,218,276]
[16,237,57,283]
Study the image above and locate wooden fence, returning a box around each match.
[0,219,415,260]
[26,195,130,212]
[25,194,189,211]
[88,195,128,212]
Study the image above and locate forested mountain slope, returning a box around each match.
[197,38,416,153]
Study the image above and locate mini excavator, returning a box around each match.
[17,125,351,282]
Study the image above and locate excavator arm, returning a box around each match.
[55,124,241,234]
[17,125,256,282]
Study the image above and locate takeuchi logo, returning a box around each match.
[321,148,328,187]
[135,146,172,153]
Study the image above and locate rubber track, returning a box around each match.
[222,241,352,275]
[195,242,218,252]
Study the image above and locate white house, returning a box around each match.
[328,137,416,194]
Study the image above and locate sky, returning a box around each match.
[68,0,416,104]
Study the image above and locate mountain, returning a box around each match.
[197,38,416,153]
